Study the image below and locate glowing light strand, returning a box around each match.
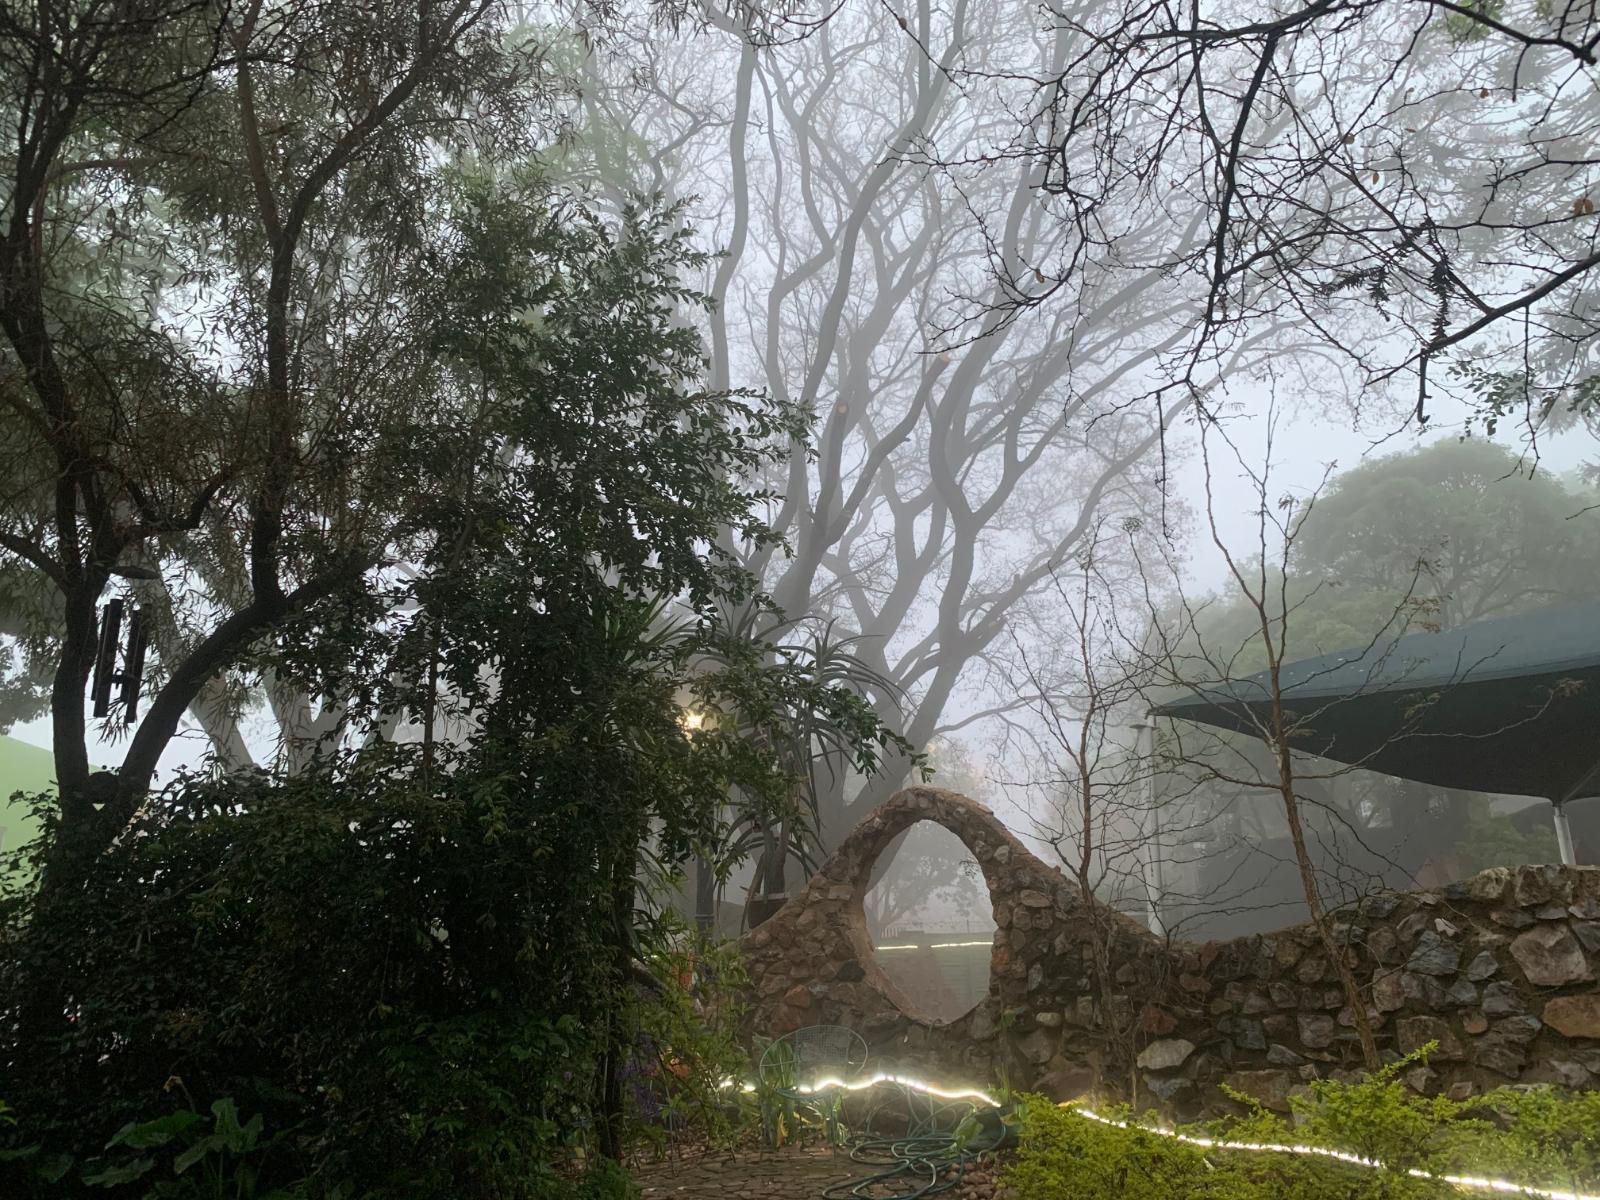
[1066,1104,1600,1200]
[720,1071,1596,1199]
[796,1073,1000,1106]
[874,940,994,952]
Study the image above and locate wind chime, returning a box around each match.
[89,597,149,724]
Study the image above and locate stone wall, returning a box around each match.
[737,787,1600,1115]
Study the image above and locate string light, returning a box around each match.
[874,940,993,952]
[716,1070,1599,1198]
[796,1073,1000,1106]
[1064,1103,1600,1200]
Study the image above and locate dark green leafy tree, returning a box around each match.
[1192,438,1600,667]
[0,0,580,881]
[0,173,907,1200]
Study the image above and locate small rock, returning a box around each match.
[1465,950,1500,982]
[1513,864,1570,907]
[1510,925,1590,987]
[1434,918,1460,938]
[1036,1063,1096,1102]
[1536,905,1572,920]
[1273,937,1305,970]
[1145,1074,1196,1104]
[1402,972,1448,1009]
[1019,1028,1058,1065]
[968,1007,998,1041]
[1463,1011,1489,1035]
[1407,931,1462,976]
[1361,893,1402,919]
[1263,1014,1295,1041]
[1398,911,1432,943]
[1494,1014,1543,1044]
[1240,988,1274,1015]
[1222,1069,1295,1112]
[1404,1066,1440,1095]
[1572,921,1600,954]
[1444,978,1478,1007]
[1298,1013,1337,1049]
[1397,1015,1464,1060]
[1138,1003,1177,1035]
[1447,1081,1476,1101]
[1218,1016,1266,1051]
[1492,910,1536,929]
[1475,1035,1527,1078]
[1296,955,1329,984]
[1372,972,1406,1013]
[1268,1042,1306,1066]
[1019,889,1052,908]
[1137,1037,1197,1071]
[1481,981,1528,1016]
[1269,981,1298,1008]
[1366,927,1401,964]
[1543,994,1600,1039]
[1468,868,1511,904]
[1035,1010,1063,1027]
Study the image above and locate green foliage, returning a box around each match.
[1006,1052,1600,1200]
[625,936,756,1154]
[1484,1086,1600,1197]
[1439,0,1505,42]
[1006,1099,1239,1200]
[1192,439,1600,672]
[1453,794,1559,874]
[83,1099,302,1199]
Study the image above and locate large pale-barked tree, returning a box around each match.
[570,0,1291,915]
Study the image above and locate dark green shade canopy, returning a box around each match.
[1152,602,1600,804]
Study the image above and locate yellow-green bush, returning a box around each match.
[1006,1052,1600,1200]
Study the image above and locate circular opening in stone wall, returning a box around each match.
[864,819,996,1023]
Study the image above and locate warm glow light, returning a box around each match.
[721,1070,1596,1198]
[875,940,993,952]
[1063,1103,1600,1200]
[679,708,706,733]
[797,1073,1000,1107]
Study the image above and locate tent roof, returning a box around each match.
[1151,602,1600,802]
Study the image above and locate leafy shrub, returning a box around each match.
[81,1099,302,1199]
[1005,1051,1600,1200]
[0,763,621,1199]
[625,934,756,1153]
[1005,1099,1247,1200]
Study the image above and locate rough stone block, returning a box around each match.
[1543,994,1600,1040]
[1510,924,1590,987]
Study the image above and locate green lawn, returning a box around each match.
[1,734,56,861]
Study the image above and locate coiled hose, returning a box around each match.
[819,1093,1012,1199]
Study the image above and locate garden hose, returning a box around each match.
[818,1092,1013,1200]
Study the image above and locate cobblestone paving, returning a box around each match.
[632,1145,1009,1200]
[634,1145,872,1200]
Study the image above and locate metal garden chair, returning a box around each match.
[755,1024,869,1147]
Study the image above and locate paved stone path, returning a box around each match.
[634,1145,870,1199]
[632,1145,1009,1200]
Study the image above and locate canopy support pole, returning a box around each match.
[1133,719,1164,939]
[1551,800,1577,867]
